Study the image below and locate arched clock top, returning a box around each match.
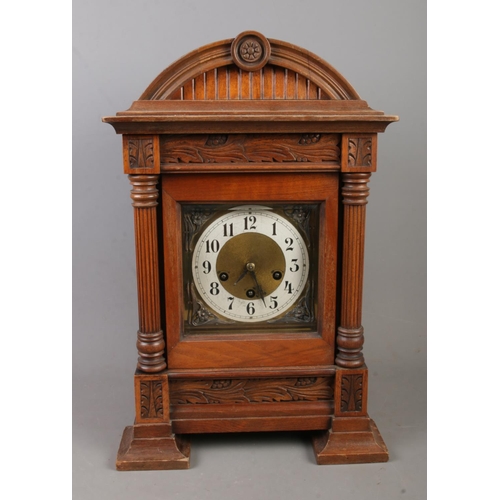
[103,32,397,137]
[139,31,360,101]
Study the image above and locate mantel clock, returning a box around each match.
[103,31,398,470]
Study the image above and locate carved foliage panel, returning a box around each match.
[170,377,333,405]
[341,134,377,173]
[123,135,160,174]
[134,373,169,423]
[141,381,163,418]
[334,368,368,416]
[160,133,340,165]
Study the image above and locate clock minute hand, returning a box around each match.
[249,269,266,307]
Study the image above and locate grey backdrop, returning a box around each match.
[73,1,425,498]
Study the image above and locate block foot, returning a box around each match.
[312,417,388,464]
[116,423,190,471]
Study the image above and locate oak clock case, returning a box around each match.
[102,31,398,471]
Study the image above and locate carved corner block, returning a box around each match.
[341,134,377,172]
[334,367,368,417]
[134,372,170,424]
[123,135,160,174]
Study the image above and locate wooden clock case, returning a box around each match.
[103,31,398,470]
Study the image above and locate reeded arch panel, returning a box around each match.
[140,31,360,101]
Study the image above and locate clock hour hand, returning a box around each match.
[234,267,248,285]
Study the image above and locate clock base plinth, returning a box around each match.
[116,423,191,471]
[311,417,388,465]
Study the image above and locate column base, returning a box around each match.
[311,417,388,464]
[116,423,190,471]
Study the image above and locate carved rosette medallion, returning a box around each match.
[231,31,271,71]
[240,40,262,61]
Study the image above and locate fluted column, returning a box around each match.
[335,172,371,369]
[129,174,166,373]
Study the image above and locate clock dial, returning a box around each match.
[192,206,309,323]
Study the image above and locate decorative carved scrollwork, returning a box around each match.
[170,377,333,404]
[161,134,340,164]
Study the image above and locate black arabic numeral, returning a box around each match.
[202,260,211,274]
[285,237,294,251]
[244,216,257,230]
[205,239,220,253]
[269,296,278,309]
[246,302,255,315]
[210,282,220,295]
[289,259,299,272]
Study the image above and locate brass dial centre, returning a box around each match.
[216,233,286,300]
